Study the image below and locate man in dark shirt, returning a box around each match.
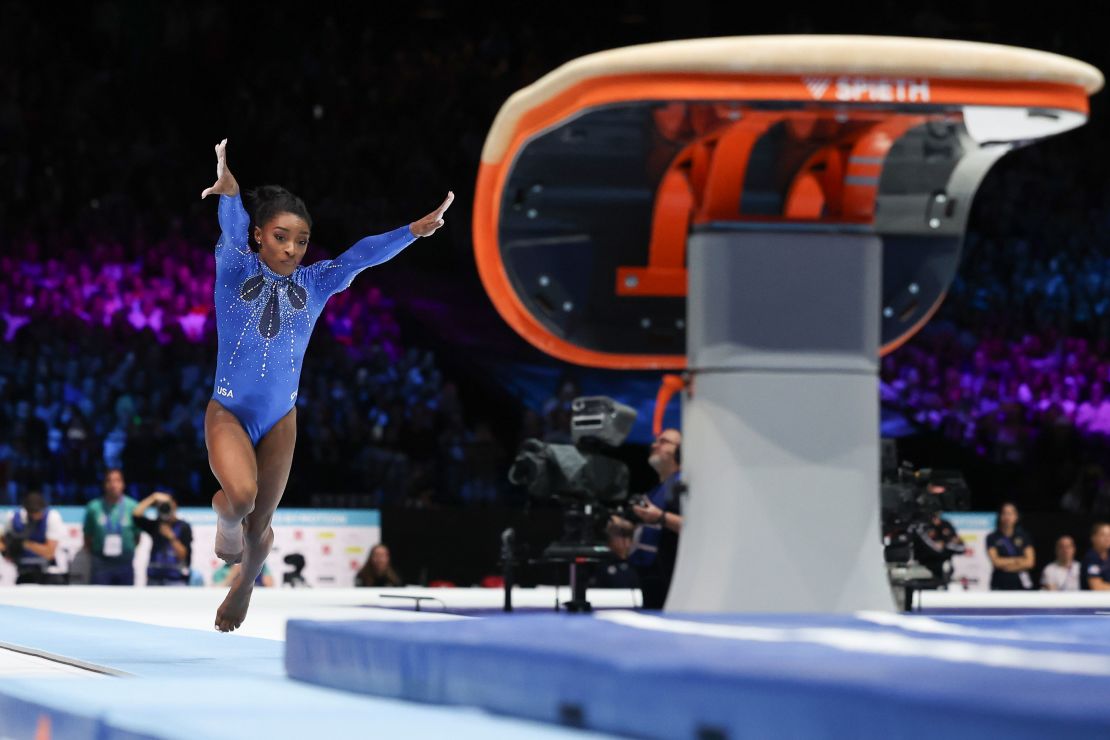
[912,512,965,582]
[1081,521,1110,591]
[132,492,193,586]
[609,429,683,609]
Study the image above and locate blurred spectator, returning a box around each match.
[1081,522,1110,591]
[83,468,138,585]
[986,502,1036,590]
[0,309,497,506]
[355,544,403,587]
[133,491,193,586]
[0,491,65,584]
[1041,535,1080,591]
[542,376,580,444]
[1061,464,1110,516]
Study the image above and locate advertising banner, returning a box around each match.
[0,506,380,587]
[944,511,996,591]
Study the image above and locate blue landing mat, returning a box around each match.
[0,606,603,739]
[286,611,1110,739]
[0,677,607,740]
[0,605,282,678]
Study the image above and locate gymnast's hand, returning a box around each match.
[409,191,454,237]
[200,138,240,199]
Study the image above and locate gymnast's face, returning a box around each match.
[253,212,310,277]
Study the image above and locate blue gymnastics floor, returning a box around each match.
[286,610,1110,739]
[0,604,608,740]
[7,594,1110,739]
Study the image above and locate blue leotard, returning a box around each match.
[210,193,416,445]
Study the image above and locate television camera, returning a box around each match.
[507,395,636,611]
[881,445,970,606]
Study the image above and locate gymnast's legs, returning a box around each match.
[205,400,296,632]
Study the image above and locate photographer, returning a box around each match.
[133,492,193,586]
[0,491,65,584]
[610,429,683,609]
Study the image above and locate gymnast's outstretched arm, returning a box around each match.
[304,191,454,298]
[201,138,251,261]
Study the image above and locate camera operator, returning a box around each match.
[610,429,683,609]
[909,491,965,582]
[132,492,193,586]
[0,491,65,584]
[910,513,964,581]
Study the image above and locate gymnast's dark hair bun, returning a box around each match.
[245,185,312,252]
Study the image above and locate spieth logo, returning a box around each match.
[290,391,298,402]
[216,385,235,398]
[803,77,832,99]
[803,76,931,103]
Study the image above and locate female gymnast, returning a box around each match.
[200,139,451,631]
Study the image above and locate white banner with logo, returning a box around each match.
[943,511,996,591]
[0,506,380,588]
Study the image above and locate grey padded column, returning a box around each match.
[665,229,894,612]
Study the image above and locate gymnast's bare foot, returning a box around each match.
[215,525,273,633]
[214,516,244,565]
[215,572,253,633]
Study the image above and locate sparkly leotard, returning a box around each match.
[211,193,416,445]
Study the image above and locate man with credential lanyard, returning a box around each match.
[83,468,138,585]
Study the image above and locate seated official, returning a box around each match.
[133,492,193,586]
[1081,522,1110,591]
[0,491,65,584]
[1042,535,1080,591]
[355,544,403,587]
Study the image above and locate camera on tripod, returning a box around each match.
[507,396,636,611]
[881,440,969,595]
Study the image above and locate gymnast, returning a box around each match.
[200,139,451,631]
